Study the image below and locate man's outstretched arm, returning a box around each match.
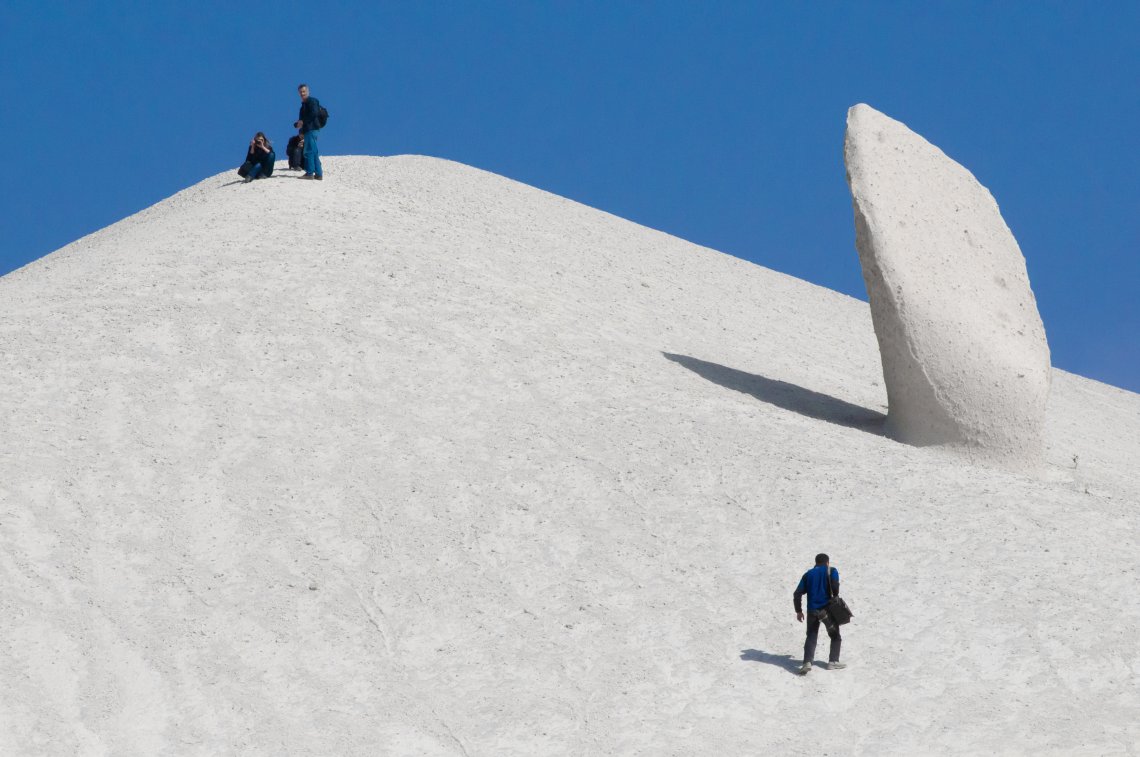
[793,579,806,622]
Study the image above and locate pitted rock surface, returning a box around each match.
[844,103,1050,470]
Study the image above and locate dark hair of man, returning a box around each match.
[815,553,829,566]
[298,83,308,91]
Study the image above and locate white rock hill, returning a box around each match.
[2,156,1138,756]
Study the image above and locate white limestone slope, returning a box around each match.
[1,156,1138,756]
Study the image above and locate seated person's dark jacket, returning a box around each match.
[245,146,275,165]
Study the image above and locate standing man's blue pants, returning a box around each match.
[304,129,322,177]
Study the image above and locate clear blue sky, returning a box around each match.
[2,2,1137,393]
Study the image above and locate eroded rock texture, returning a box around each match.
[844,104,1050,470]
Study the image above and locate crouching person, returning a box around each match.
[238,132,275,182]
[286,130,305,171]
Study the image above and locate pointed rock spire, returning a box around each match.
[844,104,1051,470]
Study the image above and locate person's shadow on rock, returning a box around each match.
[740,648,802,675]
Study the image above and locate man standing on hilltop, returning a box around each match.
[793,553,845,675]
[294,83,323,181]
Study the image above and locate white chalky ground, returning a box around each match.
[2,156,1138,755]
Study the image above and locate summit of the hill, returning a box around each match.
[2,155,1138,755]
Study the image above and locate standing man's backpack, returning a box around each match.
[318,104,329,128]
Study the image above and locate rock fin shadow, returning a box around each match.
[664,352,885,435]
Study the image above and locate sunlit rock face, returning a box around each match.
[844,103,1051,471]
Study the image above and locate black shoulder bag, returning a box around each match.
[824,567,853,626]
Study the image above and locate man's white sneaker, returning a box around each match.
[828,661,847,670]
[797,662,812,675]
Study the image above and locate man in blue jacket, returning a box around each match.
[793,553,845,674]
[294,83,323,180]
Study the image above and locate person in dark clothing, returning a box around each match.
[286,130,305,170]
[293,83,323,180]
[238,132,275,182]
[793,553,845,674]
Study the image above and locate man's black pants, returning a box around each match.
[804,609,842,664]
